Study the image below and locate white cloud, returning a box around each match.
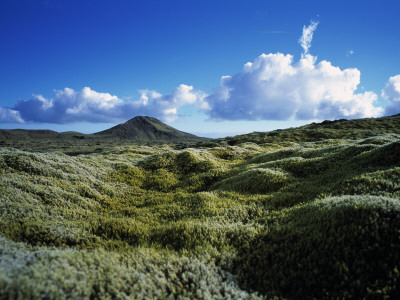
[202,19,383,121]
[0,107,24,123]
[1,85,204,124]
[137,84,207,122]
[346,49,355,57]
[204,53,383,121]
[382,75,400,116]
[299,20,319,56]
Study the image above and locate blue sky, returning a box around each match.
[1,0,400,137]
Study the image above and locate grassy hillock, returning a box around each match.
[1,116,400,299]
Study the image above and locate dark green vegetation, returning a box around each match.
[1,115,400,299]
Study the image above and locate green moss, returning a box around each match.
[108,165,145,188]
[0,237,261,299]
[214,168,291,194]
[2,125,400,298]
[143,168,179,192]
[235,196,400,299]
[359,141,400,168]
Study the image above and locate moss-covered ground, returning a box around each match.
[1,119,400,299]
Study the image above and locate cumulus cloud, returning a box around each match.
[204,53,383,121]
[382,75,400,116]
[0,107,24,123]
[202,20,383,121]
[1,85,205,124]
[299,20,319,56]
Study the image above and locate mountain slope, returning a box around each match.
[95,116,206,142]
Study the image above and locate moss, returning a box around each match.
[152,220,264,251]
[0,237,261,299]
[359,141,400,168]
[2,129,400,298]
[143,168,179,192]
[332,167,400,197]
[214,168,291,194]
[108,165,145,188]
[235,196,400,299]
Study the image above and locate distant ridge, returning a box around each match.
[3,114,400,146]
[216,114,400,146]
[95,116,206,142]
[0,129,58,140]
[0,116,206,144]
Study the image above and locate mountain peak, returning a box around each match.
[96,116,205,142]
[128,116,155,122]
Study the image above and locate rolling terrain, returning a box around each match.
[1,115,400,299]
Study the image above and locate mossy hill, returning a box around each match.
[212,113,400,146]
[1,114,400,299]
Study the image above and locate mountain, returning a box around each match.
[95,116,206,142]
[0,116,206,143]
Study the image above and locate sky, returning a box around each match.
[1,0,400,138]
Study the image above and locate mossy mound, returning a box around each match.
[114,150,227,192]
[359,141,400,168]
[235,195,400,299]
[0,237,260,299]
[332,167,400,197]
[138,150,217,174]
[213,168,290,194]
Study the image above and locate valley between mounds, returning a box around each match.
[1,115,400,299]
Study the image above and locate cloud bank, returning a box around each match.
[204,53,382,120]
[2,85,205,124]
[382,75,400,116]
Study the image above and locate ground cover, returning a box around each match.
[1,122,400,298]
